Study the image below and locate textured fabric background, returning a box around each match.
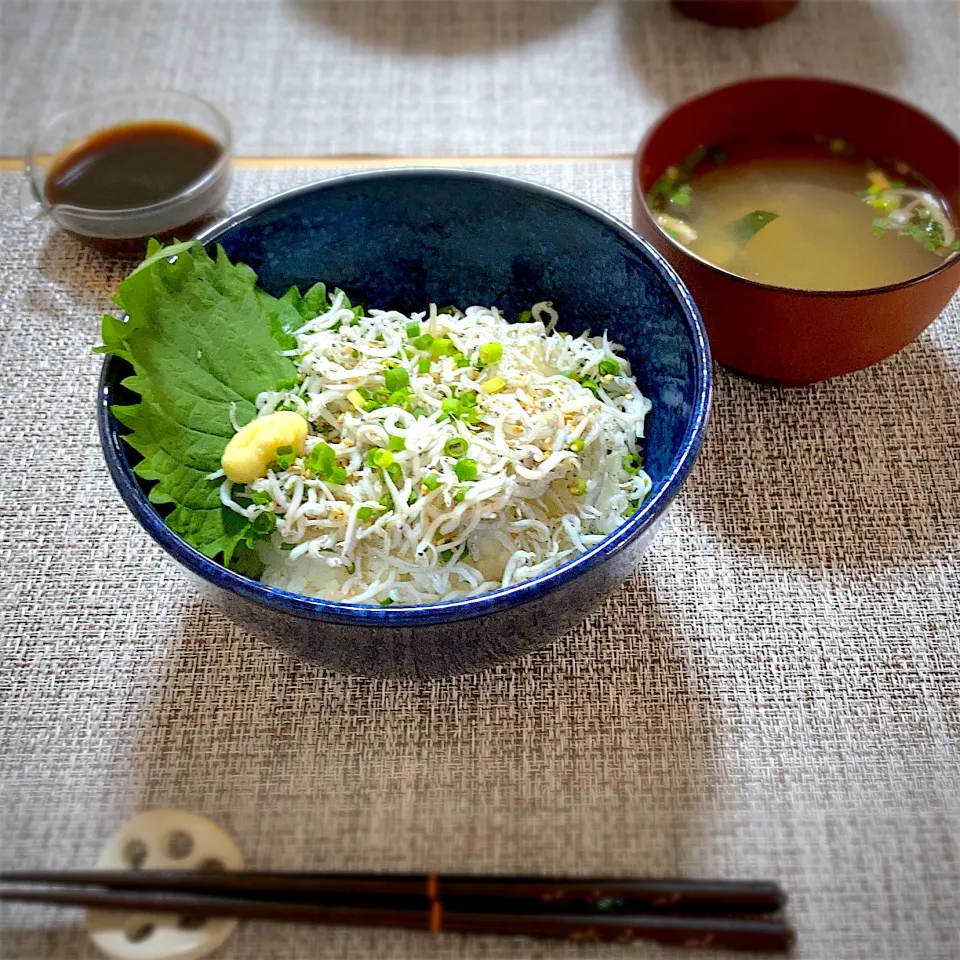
[1,161,958,960]
[1,0,958,158]
[2,3,959,958]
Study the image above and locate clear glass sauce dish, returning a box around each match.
[21,91,232,256]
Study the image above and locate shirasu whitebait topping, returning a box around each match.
[218,296,653,605]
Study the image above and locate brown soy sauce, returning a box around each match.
[44,121,227,255]
[46,120,223,209]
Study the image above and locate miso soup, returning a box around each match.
[647,138,959,291]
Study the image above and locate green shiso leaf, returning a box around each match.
[97,239,300,567]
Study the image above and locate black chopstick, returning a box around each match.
[0,886,794,951]
[0,871,785,916]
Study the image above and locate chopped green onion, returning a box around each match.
[418,357,432,374]
[598,358,620,377]
[389,388,411,406]
[431,337,454,356]
[454,487,467,502]
[385,462,403,484]
[622,454,642,475]
[406,321,421,338]
[366,448,394,469]
[384,367,410,392]
[568,477,588,496]
[459,410,479,425]
[380,598,394,607]
[454,352,470,368]
[870,196,899,214]
[422,474,442,492]
[388,434,406,452]
[304,441,336,477]
[441,397,460,414]
[347,389,369,410]
[455,458,478,482]
[303,441,347,482]
[480,376,506,394]
[412,334,433,350]
[275,445,297,470]
[445,437,468,457]
[580,378,599,395]
[479,341,503,366]
[459,392,478,408]
[568,439,585,453]
[516,309,533,323]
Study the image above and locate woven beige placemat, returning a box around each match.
[1,162,958,960]
[2,0,958,157]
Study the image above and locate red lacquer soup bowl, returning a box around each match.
[633,77,960,386]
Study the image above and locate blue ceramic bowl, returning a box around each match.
[98,170,711,677]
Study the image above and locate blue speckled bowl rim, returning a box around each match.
[98,168,712,628]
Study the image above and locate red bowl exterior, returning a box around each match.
[633,77,960,385]
[670,1,799,29]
